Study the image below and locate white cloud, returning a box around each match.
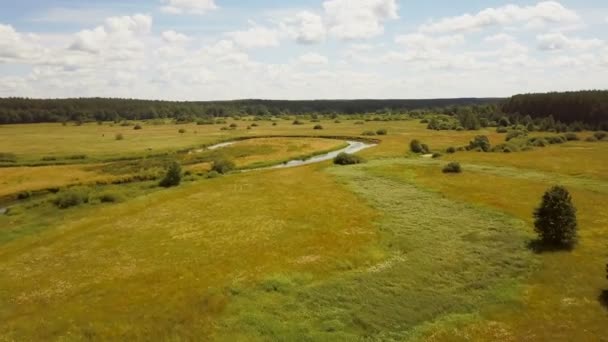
[160,0,217,15]
[0,24,44,61]
[323,0,399,40]
[420,1,580,34]
[226,25,280,49]
[298,52,329,65]
[105,14,152,34]
[69,14,152,60]
[484,33,516,43]
[537,32,603,51]
[70,27,108,53]
[281,11,326,44]
[395,33,464,51]
[162,30,190,43]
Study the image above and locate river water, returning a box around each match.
[206,139,376,170]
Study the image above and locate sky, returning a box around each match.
[0,0,607,100]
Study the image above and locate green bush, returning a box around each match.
[17,191,32,200]
[41,156,57,161]
[0,152,17,163]
[594,131,607,140]
[362,131,376,136]
[159,161,182,188]
[410,139,430,154]
[432,153,442,159]
[313,124,324,130]
[54,188,90,209]
[492,143,520,153]
[586,136,598,142]
[528,137,548,147]
[564,133,579,141]
[206,170,221,179]
[98,192,124,203]
[446,146,456,154]
[292,120,304,125]
[197,119,214,125]
[496,127,508,133]
[534,186,578,249]
[544,135,566,144]
[468,135,491,152]
[442,162,462,174]
[333,152,364,165]
[376,129,388,135]
[67,154,87,160]
[115,133,124,140]
[211,159,235,174]
[133,124,143,130]
[178,128,186,134]
[505,130,527,141]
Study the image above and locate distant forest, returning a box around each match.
[0,91,606,128]
[0,97,499,124]
[503,90,608,125]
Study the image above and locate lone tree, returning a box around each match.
[533,186,578,248]
[159,161,182,188]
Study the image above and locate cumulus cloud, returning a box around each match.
[484,33,516,43]
[162,30,190,43]
[281,11,326,44]
[420,1,579,34]
[226,25,280,49]
[537,32,604,51]
[298,52,329,65]
[0,24,44,61]
[160,0,217,15]
[69,14,152,55]
[323,0,398,40]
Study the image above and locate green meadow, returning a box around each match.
[1,117,607,341]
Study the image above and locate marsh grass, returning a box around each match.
[214,162,536,340]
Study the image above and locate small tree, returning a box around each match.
[159,161,182,188]
[410,139,429,154]
[533,186,577,248]
[211,159,235,174]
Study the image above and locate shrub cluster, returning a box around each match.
[313,124,324,130]
[467,135,491,152]
[212,158,235,174]
[376,129,388,135]
[442,162,462,173]
[333,152,364,165]
[54,188,90,209]
[410,139,430,154]
[0,152,17,163]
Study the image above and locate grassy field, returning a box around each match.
[0,118,607,340]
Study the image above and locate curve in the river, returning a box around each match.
[206,138,376,171]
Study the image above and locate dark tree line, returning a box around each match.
[0,97,500,124]
[502,90,608,128]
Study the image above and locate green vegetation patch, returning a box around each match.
[214,161,536,340]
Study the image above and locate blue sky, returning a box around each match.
[0,0,607,100]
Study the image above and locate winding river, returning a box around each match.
[206,139,376,171]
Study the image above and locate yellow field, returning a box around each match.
[0,164,118,198]
[1,118,607,340]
